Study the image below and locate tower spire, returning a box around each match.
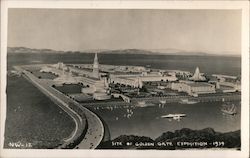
[189,66,206,81]
[94,53,99,65]
[92,53,99,78]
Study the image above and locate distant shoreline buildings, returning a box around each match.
[38,53,241,101]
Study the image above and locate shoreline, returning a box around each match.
[80,93,240,107]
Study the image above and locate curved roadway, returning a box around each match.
[16,66,105,149]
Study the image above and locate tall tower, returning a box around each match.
[193,67,201,80]
[189,67,206,81]
[92,53,99,79]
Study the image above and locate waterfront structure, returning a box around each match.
[210,74,241,92]
[70,64,149,74]
[109,72,177,88]
[189,67,206,81]
[212,74,238,81]
[171,81,216,97]
[39,59,239,99]
[216,81,241,92]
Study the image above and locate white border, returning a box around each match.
[0,1,249,158]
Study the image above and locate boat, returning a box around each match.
[221,103,237,115]
[179,99,198,104]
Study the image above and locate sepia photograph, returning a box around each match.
[0,1,249,158]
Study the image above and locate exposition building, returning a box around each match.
[171,81,216,97]
[109,71,178,88]
[171,67,215,96]
[40,53,111,100]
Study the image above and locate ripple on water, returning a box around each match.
[4,76,75,148]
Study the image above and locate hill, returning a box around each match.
[7,47,239,57]
[98,128,240,149]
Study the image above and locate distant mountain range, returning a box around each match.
[98,128,240,149]
[7,47,239,56]
[7,47,64,54]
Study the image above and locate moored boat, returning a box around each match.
[221,103,237,115]
[179,98,199,104]
[136,101,155,107]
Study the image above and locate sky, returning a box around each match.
[8,9,241,54]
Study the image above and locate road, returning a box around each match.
[15,66,104,149]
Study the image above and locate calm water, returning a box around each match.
[7,53,241,75]
[6,53,241,142]
[5,76,75,148]
[93,102,241,139]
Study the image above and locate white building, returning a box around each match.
[210,74,241,92]
[171,81,215,96]
[109,75,143,88]
[42,54,111,100]
[109,72,177,88]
